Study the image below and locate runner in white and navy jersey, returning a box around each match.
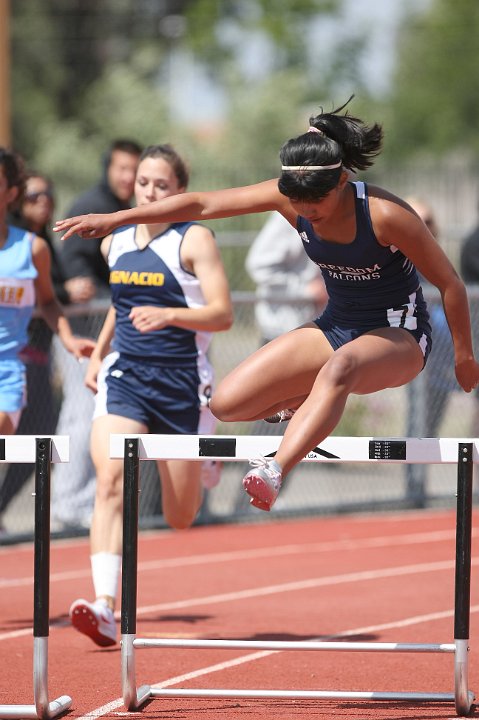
[55,100,479,516]
[69,145,233,648]
[95,221,216,435]
[0,148,95,436]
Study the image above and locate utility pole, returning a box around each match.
[0,0,11,147]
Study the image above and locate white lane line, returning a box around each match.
[134,556,478,616]
[0,528,467,589]
[2,556,477,642]
[76,604,479,720]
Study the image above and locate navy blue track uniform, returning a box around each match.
[94,222,216,434]
[297,181,432,362]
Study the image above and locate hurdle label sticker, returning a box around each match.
[199,437,237,457]
[369,440,407,460]
[0,438,4,461]
[266,445,340,461]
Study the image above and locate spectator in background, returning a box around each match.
[408,198,457,433]
[460,202,479,434]
[460,204,479,284]
[0,148,95,534]
[246,212,327,346]
[405,197,457,504]
[51,139,142,529]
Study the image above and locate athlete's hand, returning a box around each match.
[85,355,103,393]
[455,357,479,393]
[129,306,174,333]
[53,214,115,241]
[63,336,96,360]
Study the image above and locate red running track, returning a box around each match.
[0,509,478,719]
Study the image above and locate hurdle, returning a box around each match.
[0,436,71,720]
[110,434,477,717]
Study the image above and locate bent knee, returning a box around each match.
[95,471,123,504]
[209,389,236,422]
[164,508,198,530]
[321,351,358,389]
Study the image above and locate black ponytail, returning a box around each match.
[278,97,383,202]
[308,96,383,172]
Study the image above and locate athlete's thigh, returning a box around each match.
[90,413,148,476]
[339,328,425,395]
[220,325,334,403]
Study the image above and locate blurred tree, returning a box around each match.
[381,0,479,160]
[10,0,351,214]
[183,0,337,68]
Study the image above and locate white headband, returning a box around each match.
[281,161,342,171]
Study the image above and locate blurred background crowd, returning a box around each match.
[1,0,479,542]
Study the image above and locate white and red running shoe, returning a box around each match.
[264,409,296,424]
[69,598,117,647]
[242,457,282,511]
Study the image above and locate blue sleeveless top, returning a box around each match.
[297,181,422,328]
[107,222,213,367]
[0,226,37,360]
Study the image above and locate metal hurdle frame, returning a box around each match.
[0,436,71,720]
[111,434,477,717]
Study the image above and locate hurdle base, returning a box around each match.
[148,688,474,704]
[0,697,72,720]
[122,635,151,711]
[455,638,473,716]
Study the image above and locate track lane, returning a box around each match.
[0,510,477,719]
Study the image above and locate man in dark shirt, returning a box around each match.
[460,223,479,284]
[52,139,142,528]
[61,139,143,298]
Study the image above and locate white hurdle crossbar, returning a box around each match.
[0,436,71,720]
[110,434,477,717]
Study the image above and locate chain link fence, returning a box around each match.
[1,282,478,544]
[2,150,479,544]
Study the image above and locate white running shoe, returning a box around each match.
[242,457,282,511]
[69,598,117,647]
[264,409,296,424]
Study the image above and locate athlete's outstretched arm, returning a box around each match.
[54,179,291,241]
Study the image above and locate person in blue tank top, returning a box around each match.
[55,99,479,516]
[68,145,233,647]
[0,148,95,437]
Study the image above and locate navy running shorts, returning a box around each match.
[94,352,215,434]
[314,288,433,366]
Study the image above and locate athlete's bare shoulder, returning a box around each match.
[366,184,426,246]
[367,184,420,222]
[366,184,410,210]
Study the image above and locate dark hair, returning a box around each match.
[278,97,383,202]
[24,169,55,198]
[105,139,143,168]
[139,144,189,189]
[0,147,26,208]
[110,139,143,156]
